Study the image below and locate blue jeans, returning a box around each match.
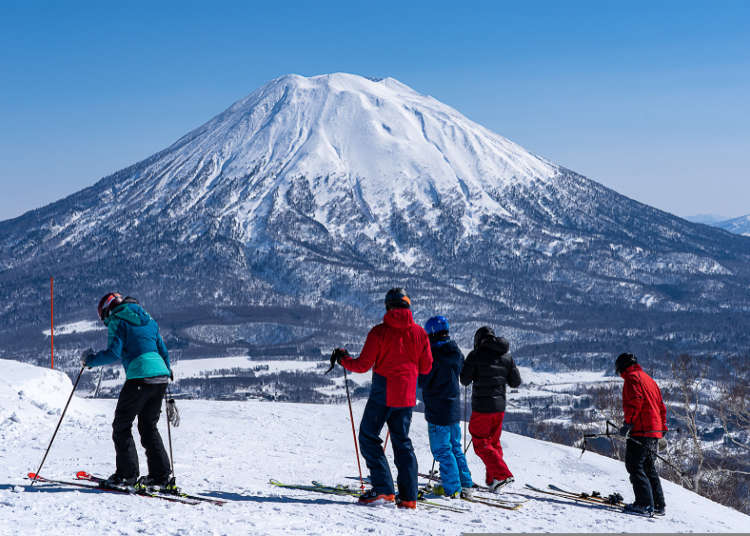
[428,422,473,495]
[358,398,418,501]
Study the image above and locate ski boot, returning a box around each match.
[395,496,417,509]
[136,475,177,493]
[432,484,460,499]
[489,477,514,493]
[358,489,395,506]
[461,484,478,499]
[100,473,137,490]
[623,502,654,517]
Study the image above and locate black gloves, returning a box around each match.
[332,347,350,364]
[80,348,95,368]
[619,423,633,437]
[325,347,350,374]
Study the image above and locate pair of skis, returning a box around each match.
[525,484,654,518]
[418,471,526,510]
[27,471,225,506]
[269,479,467,513]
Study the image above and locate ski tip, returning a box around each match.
[75,471,91,480]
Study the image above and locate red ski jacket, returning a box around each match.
[341,308,432,408]
[621,363,668,438]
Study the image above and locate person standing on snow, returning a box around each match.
[418,315,475,499]
[81,293,174,491]
[330,288,432,509]
[460,326,521,493]
[616,352,667,517]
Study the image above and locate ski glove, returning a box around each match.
[619,423,633,437]
[658,437,668,452]
[325,348,350,374]
[332,347,350,364]
[80,348,95,368]
[166,398,180,427]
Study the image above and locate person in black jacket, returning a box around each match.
[460,326,522,492]
[418,316,475,498]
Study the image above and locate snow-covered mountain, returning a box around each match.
[717,214,750,236]
[2,359,748,535]
[2,73,750,370]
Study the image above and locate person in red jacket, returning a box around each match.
[616,352,668,517]
[331,288,432,509]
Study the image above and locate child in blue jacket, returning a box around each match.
[82,293,173,490]
[418,315,474,498]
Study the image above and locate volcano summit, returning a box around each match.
[1,73,749,368]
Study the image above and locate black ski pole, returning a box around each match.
[343,368,365,492]
[31,364,86,485]
[165,386,175,478]
[463,384,468,452]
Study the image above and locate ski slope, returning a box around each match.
[1,359,748,535]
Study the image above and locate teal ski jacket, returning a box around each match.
[86,302,171,380]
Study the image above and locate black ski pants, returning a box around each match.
[112,380,170,480]
[625,436,665,509]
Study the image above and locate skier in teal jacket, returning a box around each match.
[82,293,174,490]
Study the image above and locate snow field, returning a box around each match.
[1,359,748,535]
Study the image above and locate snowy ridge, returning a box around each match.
[1,360,748,535]
[717,213,750,236]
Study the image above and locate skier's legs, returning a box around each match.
[643,438,665,508]
[449,422,474,488]
[625,437,654,507]
[358,398,394,495]
[428,423,460,495]
[387,407,418,501]
[469,412,501,484]
[490,412,513,480]
[112,380,147,479]
[136,383,171,479]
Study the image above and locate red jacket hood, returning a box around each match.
[620,362,643,379]
[383,308,414,329]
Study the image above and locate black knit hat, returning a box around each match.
[615,352,637,375]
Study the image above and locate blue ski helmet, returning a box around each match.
[425,315,450,336]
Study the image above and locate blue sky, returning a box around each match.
[1,1,748,221]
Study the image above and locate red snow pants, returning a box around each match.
[469,411,513,484]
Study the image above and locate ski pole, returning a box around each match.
[31,364,85,485]
[343,368,365,491]
[463,384,468,452]
[383,430,390,452]
[464,437,473,455]
[165,386,175,478]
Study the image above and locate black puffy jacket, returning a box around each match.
[460,337,521,413]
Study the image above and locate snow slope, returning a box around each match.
[1,360,748,535]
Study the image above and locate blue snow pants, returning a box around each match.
[359,398,418,501]
[428,422,474,495]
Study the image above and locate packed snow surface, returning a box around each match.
[1,359,748,535]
